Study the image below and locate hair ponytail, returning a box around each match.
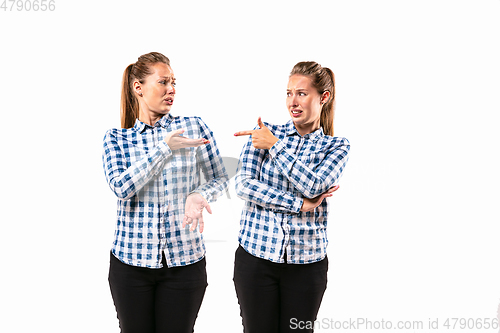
[320,67,335,137]
[120,52,171,129]
[290,61,336,136]
[121,64,139,129]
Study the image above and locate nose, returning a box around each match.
[168,83,175,95]
[287,94,298,108]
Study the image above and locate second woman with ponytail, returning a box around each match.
[233,61,350,333]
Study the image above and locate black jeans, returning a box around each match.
[233,246,328,333]
[108,252,207,333]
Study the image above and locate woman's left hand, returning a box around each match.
[300,186,340,212]
[182,193,212,233]
[234,117,279,150]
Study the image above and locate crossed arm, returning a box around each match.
[234,117,343,212]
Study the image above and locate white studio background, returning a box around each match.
[1,0,499,332]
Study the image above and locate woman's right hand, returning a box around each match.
[300,185,340,212]
[164,129,209,151]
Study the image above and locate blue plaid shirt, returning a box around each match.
[235,120,350,264]
[102,114,228,268]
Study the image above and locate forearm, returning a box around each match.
[191,175,229,203]
[190,117,229,202]
[269,139,350,199]
[235,174,303,213]
[234,133,303,213]
[104,138,172,200]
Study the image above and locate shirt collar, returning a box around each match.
[285,119,324,141]
[133,113,178,133]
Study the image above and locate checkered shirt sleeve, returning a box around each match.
[103,130,172,200]
[234,127,303,214]
[190,117,228,202]
[269,135,350,198]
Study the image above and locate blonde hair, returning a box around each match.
[290,61,336,136]
[120,52,170,128]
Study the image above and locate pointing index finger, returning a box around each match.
[234,130,255,137]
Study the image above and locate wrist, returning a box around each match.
[188,191,206,202]
[267,137,279,150]
[299,197,306,212]
[271,137,278,148]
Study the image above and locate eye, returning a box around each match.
[299,92,306,96]
[172,82,176,87]
[159,80,167,85]
[286,92,292,97]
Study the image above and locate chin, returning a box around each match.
[152,109,170,117]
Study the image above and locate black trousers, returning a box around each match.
[233,246,328,333]
[108,252,207,333]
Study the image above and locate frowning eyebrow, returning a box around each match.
[159,76,176,81]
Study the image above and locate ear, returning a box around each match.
[133,80,143,97]
[321,91,330,105]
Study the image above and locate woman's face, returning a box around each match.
[135,62,176,115]
[286,74,325,134]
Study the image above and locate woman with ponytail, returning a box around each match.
[233,61,350,333]
[102,52,228,332]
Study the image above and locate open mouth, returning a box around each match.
[164,98,174,105]
[291,109,303,117]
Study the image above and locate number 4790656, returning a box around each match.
[1,0,56,11]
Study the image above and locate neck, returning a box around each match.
[295,119,320,137]
[139,108,165,127]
